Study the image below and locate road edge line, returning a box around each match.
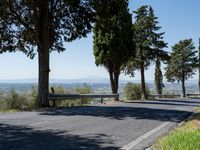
[120,122,170,150]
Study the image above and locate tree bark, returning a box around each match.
[109,71,115,93]
[114,71,119,101]
[181,79,186,98]
[140,61,147,100]
[37,1,50,107]
[38,49,50,107]
[109,71,119,101]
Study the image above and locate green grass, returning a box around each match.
[0,109,19,114]
[153,108,200,150]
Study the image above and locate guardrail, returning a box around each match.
[187,93,200,98]
[48,93,119,100]
[48,87,119,107]
[148,94,181,99]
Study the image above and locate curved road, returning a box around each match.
[0,99,200,150]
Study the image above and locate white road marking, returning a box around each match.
[121,110,193,150]
[120,122,170,150]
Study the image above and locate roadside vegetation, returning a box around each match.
[152,108,200,150]
[0,85,93,112]
[53,84,93,107]
[0,87,38,112]
[124,82,151,100]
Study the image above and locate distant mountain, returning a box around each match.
[0,77,197,84]
[0,76,129,84]
[0,79,37,83]
[51,76,111,84]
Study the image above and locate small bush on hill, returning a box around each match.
[75,84,93,104]
[51,84,93,107]
[124,82,151,100]
[0,87,38,111]
[25,86,38,109]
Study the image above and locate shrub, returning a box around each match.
[25,86,38,109]
[1,89,26,110]
[124,82,151,100]
[51,84,93,107]
[3,89,26,109]
[74,83,93,104]
[0,87,38,111]
[0,90,6,111]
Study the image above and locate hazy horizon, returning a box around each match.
[0,0,199,81]
[0,76,198,84]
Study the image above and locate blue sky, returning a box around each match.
[0,0,199,81]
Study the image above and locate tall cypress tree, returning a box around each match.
[154,57,163,95]
[154,39,169,96]
[93,0,133,100]
[198,38,200,93]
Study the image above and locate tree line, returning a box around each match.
[0,0,199,107]
[93,1,199,99]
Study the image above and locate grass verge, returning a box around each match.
[152,107,200,150]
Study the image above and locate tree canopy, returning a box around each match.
[154,58,164,95]
[93,0,134,97]
[0,0,93,55]
[125,6,168,99]
[165,39,198,97]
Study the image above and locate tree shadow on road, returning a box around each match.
[0,123,119,150]
[39,105,192,122]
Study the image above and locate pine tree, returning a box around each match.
[125,6,167,100]
[165,39,198,97]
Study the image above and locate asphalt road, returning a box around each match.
[0,98,200,150]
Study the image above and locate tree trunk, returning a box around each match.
[114,71,119,101]
[181,79,186,98]
[155,58,163,96]
[109,71,115,93]
[109,71,119,101]
[38,49,50,107]
[140,62,147,100]
[37,1,50,107]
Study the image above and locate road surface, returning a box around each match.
[0,98,200,150]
